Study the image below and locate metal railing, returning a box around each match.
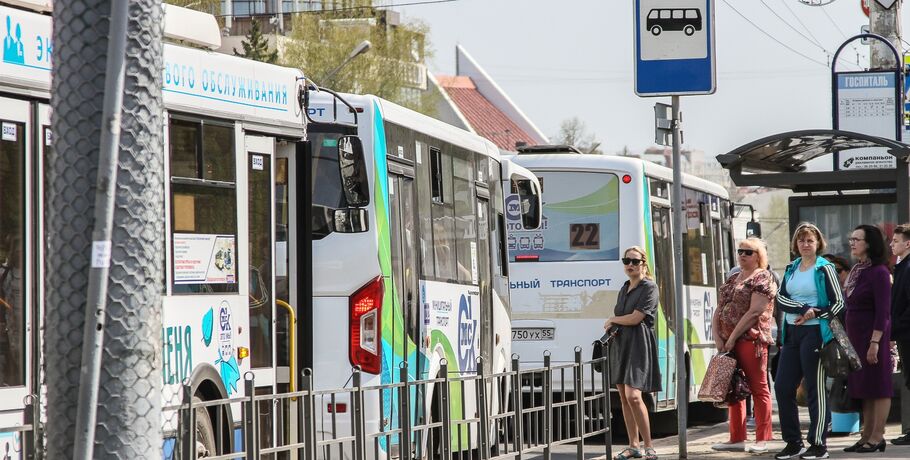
[3,349,613,460]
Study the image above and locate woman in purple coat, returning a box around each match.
[843,224,892,453]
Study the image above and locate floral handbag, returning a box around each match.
[698,352,737,403]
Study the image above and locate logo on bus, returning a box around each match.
[457,295,477,372]
[218,302,233,361]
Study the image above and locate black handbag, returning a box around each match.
[725,366,752,404]
[829,377,861,413]
[592,327,620,373]
[820,318,862,379]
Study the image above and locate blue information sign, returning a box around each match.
[634,0,716,96]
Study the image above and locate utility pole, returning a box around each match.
[869,0,910,437]
[47,1,165,458]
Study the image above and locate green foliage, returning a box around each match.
[282,8,438,116]
[234,19,279,64]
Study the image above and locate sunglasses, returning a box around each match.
[737,249,755,256]
[622,258,644,266]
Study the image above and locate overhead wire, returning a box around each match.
[719,0,829,68]
[758,0,862,70]
[819,4,866,66]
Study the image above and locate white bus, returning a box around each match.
[505,146,737,425]
[305,92,540,456]
[0,3,367,458]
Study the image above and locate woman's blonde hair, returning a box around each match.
[790,222,827,255]
[624,246,654,280]
[739,237,769,271]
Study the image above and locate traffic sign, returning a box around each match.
[634,0,716,96]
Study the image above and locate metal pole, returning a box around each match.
[671,95,688,458]
[70,2,130,457]
[511,356,524,460]
[543,352,552,460]
[440,360,452,460]
[399,365,412,460]
[602,343,612,460]
[574,348,584,460]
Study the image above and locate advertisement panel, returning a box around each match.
[834,71,900,170]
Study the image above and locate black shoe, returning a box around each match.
[774,442,806,460]
[855,440,885,453]
[893,433,910,446]
[843,440,865,452]
[800,444,829,459]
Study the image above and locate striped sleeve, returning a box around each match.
[817,263,845,319]
[775,267,808,314]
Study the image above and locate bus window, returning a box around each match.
[453,152,476,284]
[249,151,273,369]
[0,121,25,387]
[432,149,456,281]
[415,141,435,278]
[682,188,716,287]
[510,171,619,262]
[308,130,348,239]
[169,118,238,294]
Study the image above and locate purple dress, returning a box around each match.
[845,264,892,399]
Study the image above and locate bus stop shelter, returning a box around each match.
[718,128,910,433]
[717,129,910,224]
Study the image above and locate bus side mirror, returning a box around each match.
[338,136,369,207]
[522,184,542,230]
[333,208,369,233]
[746,221,762,238]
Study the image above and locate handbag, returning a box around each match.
[725,366,752,404]
[830,377,861,413]
[592,327,620,373]
[820,317,862,379]
[697,352,737,403]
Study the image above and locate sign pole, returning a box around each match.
[670,95,687,458]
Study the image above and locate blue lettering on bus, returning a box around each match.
[457,295,477,372]
[161,325,193,385]
[548,278,612,288]
[509,279,540,290]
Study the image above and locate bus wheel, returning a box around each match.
[684,25,695,36]
[650,25,662,36]
[193,396,217,458]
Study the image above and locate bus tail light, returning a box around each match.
[350,276,383,374]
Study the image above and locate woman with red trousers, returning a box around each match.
[710,237,777,454]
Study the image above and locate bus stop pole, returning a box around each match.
[671,95,688,458]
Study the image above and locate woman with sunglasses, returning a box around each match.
[710,237,777,454]
[604,246,661,460]
[773,223,844,460]
[842,225,892,453]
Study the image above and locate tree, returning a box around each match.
[282,6,439,116]
[552,117,603,154]
[234,19,278,64]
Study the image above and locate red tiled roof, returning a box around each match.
[437,75,536,151]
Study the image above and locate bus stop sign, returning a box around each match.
[634,0,716,96]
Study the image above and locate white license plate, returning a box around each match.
[512,328,555,341]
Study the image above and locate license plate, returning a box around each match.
[511,328,555,341]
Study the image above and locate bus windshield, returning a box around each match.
[510,171,619,262]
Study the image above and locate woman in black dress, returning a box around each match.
[604,246,662,460]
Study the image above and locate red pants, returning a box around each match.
[728,339,772,442]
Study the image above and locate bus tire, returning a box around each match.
[193,396,217,458]
[650,25,662,36]
[684,25,695,36]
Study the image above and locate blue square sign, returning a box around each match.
[634,0,716,96]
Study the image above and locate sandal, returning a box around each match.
[613,447,642,460]
[643,447,658,460]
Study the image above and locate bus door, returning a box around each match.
[0,97,33,422]
[245,134,278,450]
[650,203,675,409]
[387,161,422,378]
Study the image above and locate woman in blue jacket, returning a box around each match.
[773,222,844,460]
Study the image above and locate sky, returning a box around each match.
[388,0,904,158]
